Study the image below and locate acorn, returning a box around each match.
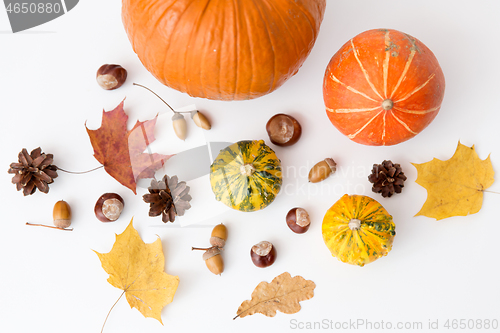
[308,158,337,183]
[203,247,224,275]
[26,200,73,231]
[210,223,227,248]
[191,111,211,130]
[172,113,187,140]
[193,223,228,275]
[53,200,72,229]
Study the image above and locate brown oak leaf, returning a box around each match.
[86,100,172,194]
[234,272,316,319]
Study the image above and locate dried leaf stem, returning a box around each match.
[483,190,500,194]
[26,222,73,231]
[56,165,104,174]
[133,83,193,115]
[101,290,126,333]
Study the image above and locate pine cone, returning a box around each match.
[368,160,407,198]
[143,175,192,223]
[8,147,58,196]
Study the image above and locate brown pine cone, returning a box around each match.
[143,175,191,223]
[8,147,58,196]
[368,160,407,198]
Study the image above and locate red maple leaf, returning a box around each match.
[86,100,172,194]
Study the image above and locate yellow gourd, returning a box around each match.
[210,140,282,212]
[322,194,395,266]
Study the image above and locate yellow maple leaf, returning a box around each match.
[94,219,179,327]
[234,272,316,319]
[412,142,495,220]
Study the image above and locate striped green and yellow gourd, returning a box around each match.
[210,140,282,212]
[322,194,395,266]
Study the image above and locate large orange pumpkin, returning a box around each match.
[323,29,445,146]
[122,0,326,101]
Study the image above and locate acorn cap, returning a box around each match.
[202,247,221,261]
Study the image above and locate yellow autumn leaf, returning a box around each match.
[94,219,179,327]
[412,142,494,220]
[234,272,315,319]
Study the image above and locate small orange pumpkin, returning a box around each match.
[122,0,326,101]
[323,29,445,146]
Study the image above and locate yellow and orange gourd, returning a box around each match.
[122,0,326,100]
[323,29,445,146]
[210,140,282,212]
[322,194,395,266]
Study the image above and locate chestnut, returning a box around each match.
[96,64,127,90]
[250,241,276,268]
[286,207,310,234]
[94,193,124,222]
[265,113,302,146]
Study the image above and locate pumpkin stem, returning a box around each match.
[348,218,361,230]
[240,164,255,176]
[382,99,394,111]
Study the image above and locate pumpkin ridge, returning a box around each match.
[230,0,240,99]
[284,0,321,41]
[253,172,281,197]
[358,228,388,258]
[351,231,369,265]
[381,112,387,143]
[389,49,416,99]
[241,3,256,99]
[390,112,418,135]
[333,230,352,260]
[264,0,301,68]
[142,0,175,75]
[383,30,391,98]
[327,225,351,254]
[197,0,218,98]
[216,2,226,98]
[326,106,382,114]
[350,39,384,100]
[252,149,272,164]
[159,0,195,90]
[347,110,384,140]
[394,73,436,103]
[393,106,440,115]
[329,73,379,103]
[186,0,212,97]
[250,0,277,90]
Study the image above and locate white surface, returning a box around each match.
[1,1,500,332]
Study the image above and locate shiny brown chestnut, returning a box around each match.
[94,193,124,222]
[265,113,302,146]
[250,241,276,268]
[96,64,127,90]
[286,207,311,234]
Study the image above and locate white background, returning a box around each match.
[1,1,500,332]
